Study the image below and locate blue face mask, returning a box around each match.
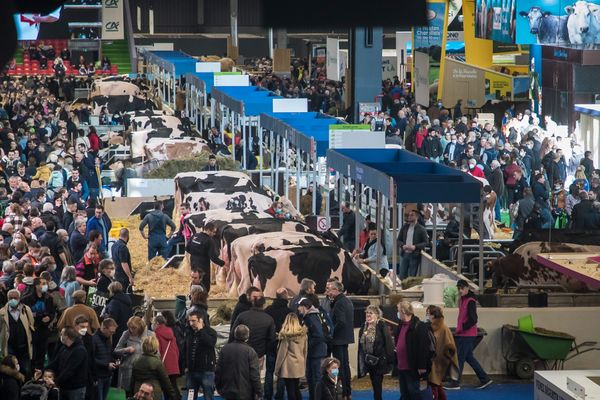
[331,368,339,378]
[8,299,19,308]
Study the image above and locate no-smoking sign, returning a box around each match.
[317,217,329,232]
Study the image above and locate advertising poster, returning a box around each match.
[326,37,340,81]
[475,0,517,43]
[102,0,124,40]
[413,0,449,103]
[515,0,600,46]
[484,70,512,100]
[414,51,431,106]
[513,76,530,100]
[448,0,465,41]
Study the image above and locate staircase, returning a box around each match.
[102,40,131,75]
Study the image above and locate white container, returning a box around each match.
[422,278,446,306]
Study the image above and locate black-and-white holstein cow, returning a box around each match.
[519,7,570,44]
[228,231,365,298]
[130,115,190,136]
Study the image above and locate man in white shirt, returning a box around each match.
[15,7,62,40]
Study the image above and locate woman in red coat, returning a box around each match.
[153,314,180,399]
[88,126,100,152]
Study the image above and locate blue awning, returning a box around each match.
[211,86,282,116]
[145,50,197,78]
[327,148,481,203]
[260,112,344,157]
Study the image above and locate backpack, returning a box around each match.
[316,309,335,343]
[21,382,48,400]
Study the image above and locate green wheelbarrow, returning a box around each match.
[501,324,599,379]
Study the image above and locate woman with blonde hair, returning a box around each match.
[275,313,308,400]
[115,316,154,395]
[426,305,459,400]
[132,335,177,400]
[358,305,395,400]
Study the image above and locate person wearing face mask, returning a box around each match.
[426,305,459,400]
[357,306,395,400]
[0,289,35,380]
[92,318,119,400]
[22,277,56,371]
[315,357,343,400]
[47,327,89,399]
[0,354,25,399]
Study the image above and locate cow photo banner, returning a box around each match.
[516,0,600,46]
[475,0,517,43]
[413,0,449,105]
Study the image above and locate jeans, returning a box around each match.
[62,387,87,400]
[186,371,215,400]
[455,336,489,383]
[148,234,169,260]
[494,197,502,222]
[399,253,420,280]
[306,357,323,400]
[264,350,284,399]
[398,370,422,400]
[332,345,351,396]
[97,376,111,400]
[166,235,184,257]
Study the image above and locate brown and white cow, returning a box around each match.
[227,231,364,298]
[130,115,189,136]
[145,138,210,161]
[488,241,600,292]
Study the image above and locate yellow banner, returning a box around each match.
[463,0,493,68]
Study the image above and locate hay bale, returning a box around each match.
[402,276,424,290]
[220,57,235,72]
[146,154,238,179]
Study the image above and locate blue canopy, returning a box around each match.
[260,112,344,157]
[211,86,282,116]
[145,51,197,78]
[184,72,218,95]
[327,148,481,203]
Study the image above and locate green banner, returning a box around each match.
[329,124,371,130]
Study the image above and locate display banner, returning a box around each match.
[326,38,340,81]
[475,0,516,43]
[448,0,465,42]
[515,0,600,46]
[413,0,449,104]
[103,0,124,40]
[414,51,431,106]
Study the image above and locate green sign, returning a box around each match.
[329,124,370,130]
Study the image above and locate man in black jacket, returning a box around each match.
[184,310,217,400]
[229,294,276,364]
[216,324,262,400]
[395,301,432,399]
[185,222,225,293]
[48,327,89,399]
[338,202,356,251]
[229,286,262,336]
[264,288,292,400]
[298,296,328,400]
[92,318,118,400]
[327,280,354,399]
[397,210,429,279]
[22,277,56,371]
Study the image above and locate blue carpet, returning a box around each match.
[209,383,533,399]
[351,383,533,400]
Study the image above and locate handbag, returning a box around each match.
[364,353,380,367]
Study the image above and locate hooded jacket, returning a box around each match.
[0,363,24,399]
[275,330,308,379]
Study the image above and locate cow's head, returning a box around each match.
[566,1,591,34]
[589,3,600,22]
[520,7,551,34]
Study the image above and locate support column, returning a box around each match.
[229,0,238,48]
[276,28,287,50]
[349,27,383,123]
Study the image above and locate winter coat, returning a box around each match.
[395,315,431,380]
[132,353,176,400]
[155,324,180,375]
[103,292,133,342]
[0,303,35,359]
[182,325,217,373]
[115,329,155,392]
[275,332,308,378]
[215,340,262,400]
[230,308,276,358]
[315,374,343,400]
[32,165,51,182]
[57,303,99,335]
[331,293,355,345]
[229,294,252,335]
[357,319,395,377]
[92,330,114,379]
[302,309,328,359]
[47,337,89,390]
[0,364,24,400]
[429,317,459,386]
[265,298,293,334]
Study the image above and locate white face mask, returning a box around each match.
[397,312,402,320]
[79,328,87,336]
[424,315,430,323]
[109,270,115,279]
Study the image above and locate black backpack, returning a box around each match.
[316,309,335,343]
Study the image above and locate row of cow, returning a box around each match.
[521,1,600,45]
[175,171,365,297]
